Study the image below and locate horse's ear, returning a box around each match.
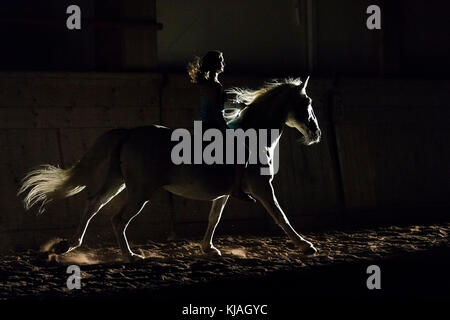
[300,76,310,94]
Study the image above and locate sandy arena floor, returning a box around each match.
[0,222,449,302]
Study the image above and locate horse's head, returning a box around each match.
[285,77,321,145]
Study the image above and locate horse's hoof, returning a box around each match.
[125,253,146,263]
[202,246,222,257]
[52,239,71,254]
[294,240,318,256]
[301,245,318,256]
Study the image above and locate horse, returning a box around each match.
[18,76,321,262]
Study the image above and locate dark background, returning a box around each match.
[1,0,449,76]
[0,0,448,252]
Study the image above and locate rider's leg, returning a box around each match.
[231,142,255,202]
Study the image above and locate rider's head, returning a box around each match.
[188,50,224,83]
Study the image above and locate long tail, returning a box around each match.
[18,128,130,214]
[17,165,86,214]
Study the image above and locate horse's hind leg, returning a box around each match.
[201,195,229,256]
[111,190,150,262]
[53,179,125,254]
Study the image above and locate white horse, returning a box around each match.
[18,77,321,262]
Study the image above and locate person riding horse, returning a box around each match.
[187,50,253,202]
[18,71,321,261]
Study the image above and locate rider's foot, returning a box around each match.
[232,190,256,202]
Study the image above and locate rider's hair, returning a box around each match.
[187,50,223,84]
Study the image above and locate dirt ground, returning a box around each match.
[0,222,449,304]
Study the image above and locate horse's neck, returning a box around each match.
[240,87,290,133]
[239,108,286,151]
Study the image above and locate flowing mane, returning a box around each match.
[226,77,303,106]
[223,78,304,126]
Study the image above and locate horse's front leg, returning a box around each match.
[249,179,317,255]
[201,195,229,256]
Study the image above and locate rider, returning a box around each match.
[187,50,254,202]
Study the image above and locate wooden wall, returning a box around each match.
[0,72,448,251]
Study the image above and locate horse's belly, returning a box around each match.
[163,184,225,201]
[164,164,234,201]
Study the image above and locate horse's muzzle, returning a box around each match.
[314,129,322,142]
[308,129,321,144]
